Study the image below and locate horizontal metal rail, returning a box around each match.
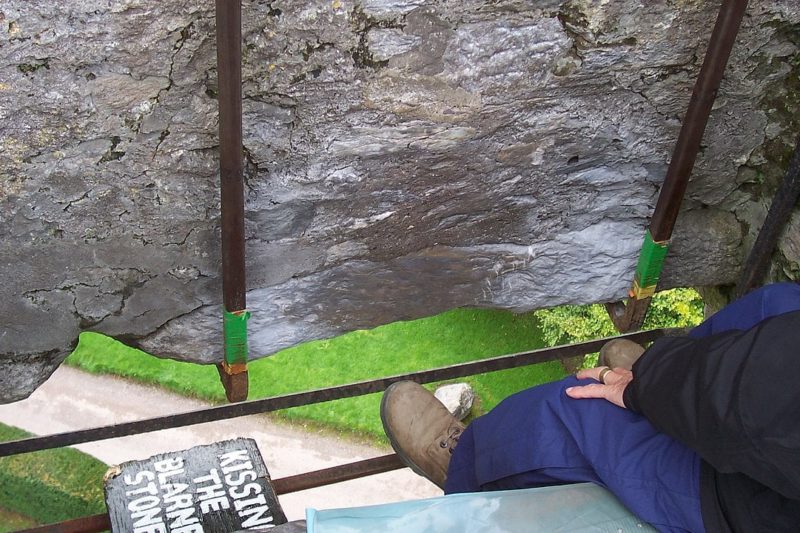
[0,328,671,458]
[20,455,406,533]
[10,329,675,533]
[272,453,405,494]
[20,515,111,533]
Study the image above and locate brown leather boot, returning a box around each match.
[598,339,646,371]
[380,381,465,489]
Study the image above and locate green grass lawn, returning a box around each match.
[0,423,108,528]
[0,309,559,528]
[67,308,566,442]
[7,293,700,527]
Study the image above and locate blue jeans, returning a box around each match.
[688,282,800,337]
[444,283,800,533]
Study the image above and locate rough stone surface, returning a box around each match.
[434,382,474,421]
[1,1,799,401]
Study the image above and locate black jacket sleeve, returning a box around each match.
[623,310,800,501]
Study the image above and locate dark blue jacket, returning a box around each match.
[625,309,800,532]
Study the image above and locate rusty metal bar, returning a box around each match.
[217,0,245,313]
[18,455,405,533]
[17,514,110,533]
[649,0,748,240]
[735,138,800,297]
[610,0,749,332]
[272,454,405,494]
[215,0,249,402]
[11,331,674,531]
[0,328,671,457]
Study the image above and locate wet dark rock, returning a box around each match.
[1,1,798,401]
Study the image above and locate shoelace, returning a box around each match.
[439,426,462,454]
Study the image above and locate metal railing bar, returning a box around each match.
[735,138,800,297]
[271,453,405,494]
[16,454,406,533]
[17,513,110,533]
[0,328,672,457]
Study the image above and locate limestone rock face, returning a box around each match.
[1,1,799,401]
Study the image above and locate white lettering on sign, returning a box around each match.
[125,471,155,487]
[132,525,167,533]
[194,468,231,513]
[219,449,250,468]
[218,449,275,528]
[166,506,199,528]
[123,470,166,533]
[155,457,185,486]
[225,469,256,487]
[126,479,158,498]
[163,483,193,512]
[163,482,200,531]
[236,495,274,528]
[113,444,281,531]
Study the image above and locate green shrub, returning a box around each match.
[534,288,704,367]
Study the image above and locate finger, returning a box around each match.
[565,383,610,401]
[567,383,627,408]
[576,367,607,382]
[603,368,632,384]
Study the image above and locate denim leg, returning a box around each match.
[445,377,704,532]
[689,282,800,338]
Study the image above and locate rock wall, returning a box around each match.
[1,0,798,402]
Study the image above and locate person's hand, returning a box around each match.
[565,366,633,408]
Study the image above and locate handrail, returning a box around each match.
[11,328,675,533]
[1,328,671,457]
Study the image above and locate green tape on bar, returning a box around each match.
[632,230,669,299]
[223,309,251,366]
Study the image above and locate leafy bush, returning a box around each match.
[534,288,704,366]
[645,288,706,329]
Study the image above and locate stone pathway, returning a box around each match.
[0,365,440,522]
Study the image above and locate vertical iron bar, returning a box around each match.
[216,0,245,312]
[215,0,249,401]
[610,0,749,332]
[648,0,749,240]
[735,139,800,297]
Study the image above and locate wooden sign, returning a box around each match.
[104,438,287,532]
